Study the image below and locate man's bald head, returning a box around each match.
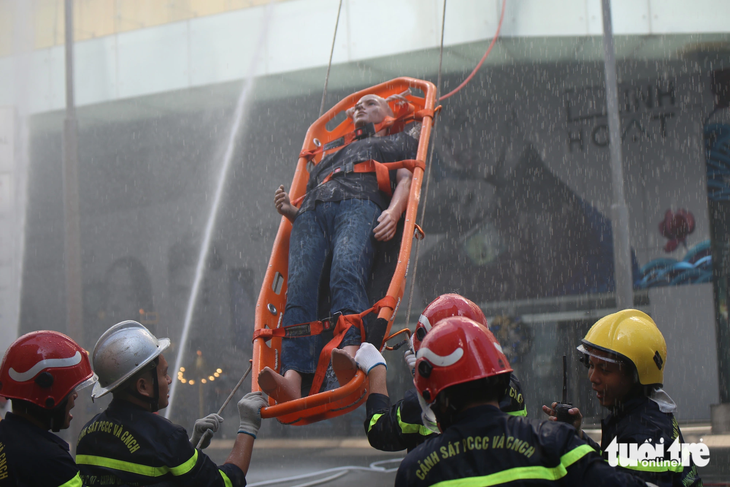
[347,94,394,128]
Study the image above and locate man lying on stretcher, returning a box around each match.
[258,94,416,402]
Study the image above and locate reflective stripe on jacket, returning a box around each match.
[76,399,243,487]
[365,373,527,452]
[395,405,650,487]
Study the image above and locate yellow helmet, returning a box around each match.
[578,309,667,386]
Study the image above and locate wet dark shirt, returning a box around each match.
[298,131,418,215]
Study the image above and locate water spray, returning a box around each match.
[166,2,274,419]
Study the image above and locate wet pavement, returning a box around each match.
[206,438,403,486]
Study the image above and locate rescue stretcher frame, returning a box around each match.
[252,77,437,425]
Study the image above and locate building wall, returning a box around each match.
[3,0,730,114]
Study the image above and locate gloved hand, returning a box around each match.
[404,334,417,375]
[355,342,387,374]
[190,413,223,449]
[237,391,268,439]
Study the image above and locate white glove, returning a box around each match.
[404,349,416,375]
[237,391,268,439]
[190,413,223,449]
[404,334,417,374]
[355,342,387,374]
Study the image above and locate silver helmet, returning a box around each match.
[91,320,170,400]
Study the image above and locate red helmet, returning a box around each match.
[414,294,488,352]
[0,331,96,409]
[414,316,512,404]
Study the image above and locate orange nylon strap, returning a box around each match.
[313,158,426,200]
[413,105,441,121]
[298,102,436,163]
[290,193,306,209]
[253,295,398,394]
[362,295,397,318]
[414,223,426,240]
[252,317,338,342]
[299,116,396,162]
[308,294,397,395]
[308,313,365,396]
[252,295,396,344]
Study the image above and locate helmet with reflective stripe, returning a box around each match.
[0,331,96,409]
[414,294,488,352]
[414,316,512,404]
[91,320,170,400]
[579,309,667,386]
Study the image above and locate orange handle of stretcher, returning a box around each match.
[260,370,367,419]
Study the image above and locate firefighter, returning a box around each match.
[76,320,268,486]
[0,330,97,486]
[543,309,703,487]
[394,316,653,486]
[361,294,526,452]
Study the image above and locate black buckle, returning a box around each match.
[330,162,354,178]
[354,123,375,140]
[322,311,342,331]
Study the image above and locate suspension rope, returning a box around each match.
[319,0,344,117]
[439,0,506,101]
[404,0,448,329]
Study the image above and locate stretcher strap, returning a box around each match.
[307,295,397,396]
[252,296,397,343]
[297,105,439,162]
[308,314,364,396]
[251,296,397,395]
[252,317,337,341]
[290,158,425,208]
[299,118,393,161]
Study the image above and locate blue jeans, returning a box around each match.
[281,199,381,375]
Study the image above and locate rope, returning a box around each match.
[404,0,505,326]
[196,362,253,449]
[439,0,506,101]
[319,0,344,117]
[404,0,447,329]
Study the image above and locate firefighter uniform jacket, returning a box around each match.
[365,373,526,452]
[585,395,702,487]
[76,399,245,486]
[395,404,650,487]
[0,412,83,487]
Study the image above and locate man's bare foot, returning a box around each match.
[258,367,301,403]
[332,349,358,386]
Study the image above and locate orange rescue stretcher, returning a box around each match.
[252,77,438,425]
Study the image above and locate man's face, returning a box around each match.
[586,349,634,408]
[62,391,78,429]
[156,355,172,410]
[351,95,390,128]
